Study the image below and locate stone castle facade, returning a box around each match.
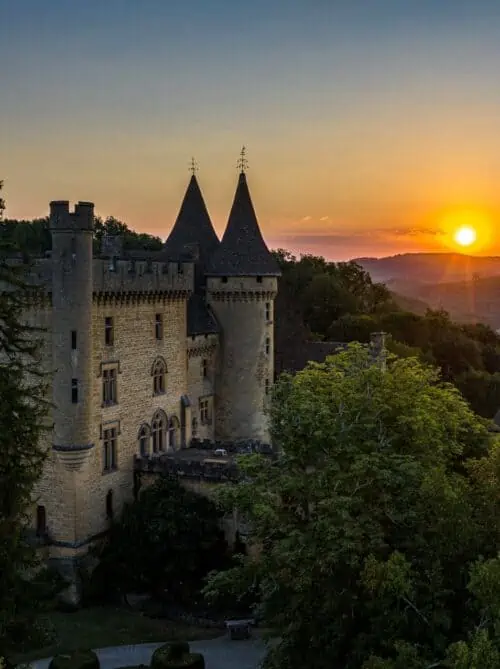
[20,168,280,575]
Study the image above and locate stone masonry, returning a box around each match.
[10,166,280,582]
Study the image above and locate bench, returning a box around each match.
[225,618,255,640]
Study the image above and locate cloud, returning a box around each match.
[301,215,312,222]
[319,215,330,221]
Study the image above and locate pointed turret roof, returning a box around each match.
[206,172,280,276]
[165,175,219,262]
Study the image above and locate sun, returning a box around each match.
[454,225,477,248]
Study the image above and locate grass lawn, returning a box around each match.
[11,606,222,664]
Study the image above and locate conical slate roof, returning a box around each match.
[206,172,280,276]
[165,175,219,263]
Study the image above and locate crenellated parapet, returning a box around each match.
[206,276,277,302]
[92,259,194,298]
[187,333,218,358]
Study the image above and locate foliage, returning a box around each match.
[48,649,99,669]
[95,476,228,602]
[151,642,205,669]
[93,216,163,253]
[0,181,51,657]
[0,213,162,257]
[204,345,500,669]
[274,250,500,418]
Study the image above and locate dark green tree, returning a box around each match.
[0,181,50,657]
[204,345,500,668]
[95,475,228,604]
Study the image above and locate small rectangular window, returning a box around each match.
[221,277,228,284]
[155,313,163,340]
[201,358,208,378]
[265,378,270,395]
[71,330,77,350]
[256,276,263,283]
[71,378,78,403]
[265,302,271,322]
[265,337,270,355]
[102,368,118,406]
[200,398,211,424]
[104,317,114,346]
[103,428,117,471]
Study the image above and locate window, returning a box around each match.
[152,359,166,395]
[71,379,78,404]
[168,416,180,450]
[192,416,198,437]
[201,358,208,378]
[103,427,117,471]
[104,316,114,346]
[102,368,117,405]
[106,490,113,520]
[256,276,263,283]
[221,276,228,284]
[71,330,77,350]
[152,411,167,453]
[155,313,163,340]
[265,302,271,321]
[265,378,270,395]
[265,336,270,355]
[138,425,150,456]
[36,505,46,537]
[200,398,210,425]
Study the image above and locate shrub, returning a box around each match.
[150,643,204,669]
[48,649,99,669]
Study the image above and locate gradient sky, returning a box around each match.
[3,0,500,260]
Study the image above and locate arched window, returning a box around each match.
[168,416,180,451]
[152,358,167,395]
[152,410,167,453]
[106,490,113,520]
[138,424,150,456]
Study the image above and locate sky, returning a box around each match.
[2,0,500,260]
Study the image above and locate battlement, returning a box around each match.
[93,258,194,295]
[50,201,94,232]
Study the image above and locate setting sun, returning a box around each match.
[454,225,477,247]
[439,209,492,253]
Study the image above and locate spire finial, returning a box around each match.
[236,146,248,173]
[189,157,198,175]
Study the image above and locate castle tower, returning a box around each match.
[50,201,94,471]
[206,169,280,443]
[165,173,219,291]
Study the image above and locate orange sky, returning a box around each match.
[3,1,500,261]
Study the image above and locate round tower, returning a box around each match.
[206,170,280,443]
[50,201,94,463]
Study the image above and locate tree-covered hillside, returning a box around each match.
[274,250,500,420]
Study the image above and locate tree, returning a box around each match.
[0,181,50,657]
[94,475,229,604]
[204,345,500,669]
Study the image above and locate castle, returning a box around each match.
[22,164,280,578]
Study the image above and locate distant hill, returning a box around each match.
[355,253,500,286]
[390,291,430,316]
[354,253,500,328]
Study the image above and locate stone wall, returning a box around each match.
[82,296,189,540]
[186,334,218,442]
[207,276,277,442]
